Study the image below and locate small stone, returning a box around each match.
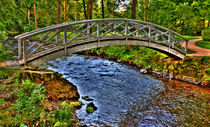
[86,102,97,113]
[140,69,147,74]
[82,96,94,101]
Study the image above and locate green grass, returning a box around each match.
[183,35,200,40]
[176,35,200,42]
[0,67,14,79]
[187,49,196,54]
[195,41,210,49]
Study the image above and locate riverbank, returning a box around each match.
[0,66,81,126]
[79,46,210,87]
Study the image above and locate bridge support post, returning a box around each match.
[18,39,22,59]
[185,40,189,54]
[64,30,67,55]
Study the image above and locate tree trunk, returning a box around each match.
[147,0,150,21]
[27,8,30,24]
[194,24,198,36]
[57,0,60,24]
[75,3,77,22]
[33,0,37,29]
[82,0,87,19]
[203,18,205,30]
[87,0,91,19]
[131,0,137,19]
[102,0,105,19]
[63,0,66,22]
[87,0,94,20]
[143,0,146,21]
[182,21,185,33]
[107,0,114,18]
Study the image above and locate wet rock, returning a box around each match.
[79,124,88,127]
[82,96,94,101]
[140,69,147,74]
[86,102,97,113]
[21,69,80,101]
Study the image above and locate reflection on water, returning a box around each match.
[42,55,210,127]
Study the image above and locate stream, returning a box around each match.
[41,55,209,127]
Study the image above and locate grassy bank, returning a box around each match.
[88,46,209,86]
[195,41,210,49]
[0,67,81,126]
[0,42,82,126]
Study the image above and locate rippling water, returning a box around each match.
[42,55,210,127]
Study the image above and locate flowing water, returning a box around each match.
[42,55,210,127]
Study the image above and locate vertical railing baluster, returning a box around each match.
[113,22,116,35]
[64,29,67,55]
[18,39,22,59]
[125,21,128,44]
[87,22,90,38]
[97,21,100,47]
[148,26,151,38]
[168,32,171,43]
[136,31,139,37]
[23,41,26,65]
[56,30,59,42]
[148,25,151,44]
[168,32,171,51]
[155,33,159,41]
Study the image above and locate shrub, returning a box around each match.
[202,28,210,41]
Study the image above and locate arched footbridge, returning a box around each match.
[15,19,188,65]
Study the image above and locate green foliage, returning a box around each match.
[70,101,82,108]
[195,41,210,49]
[0,43,14,62]
[12,80,46,125]
[0,99,7,105]
[54,121,68,127]
[51,102,74,127]
[0,67,14,79]
[86,106,95,113]
[202,28,210,41]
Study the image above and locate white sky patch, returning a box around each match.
[97,0,130,12]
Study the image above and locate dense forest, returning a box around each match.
[0,0,210,39]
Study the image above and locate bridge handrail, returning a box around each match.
[14,18,188,42]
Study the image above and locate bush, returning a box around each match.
[202,28,210,41]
